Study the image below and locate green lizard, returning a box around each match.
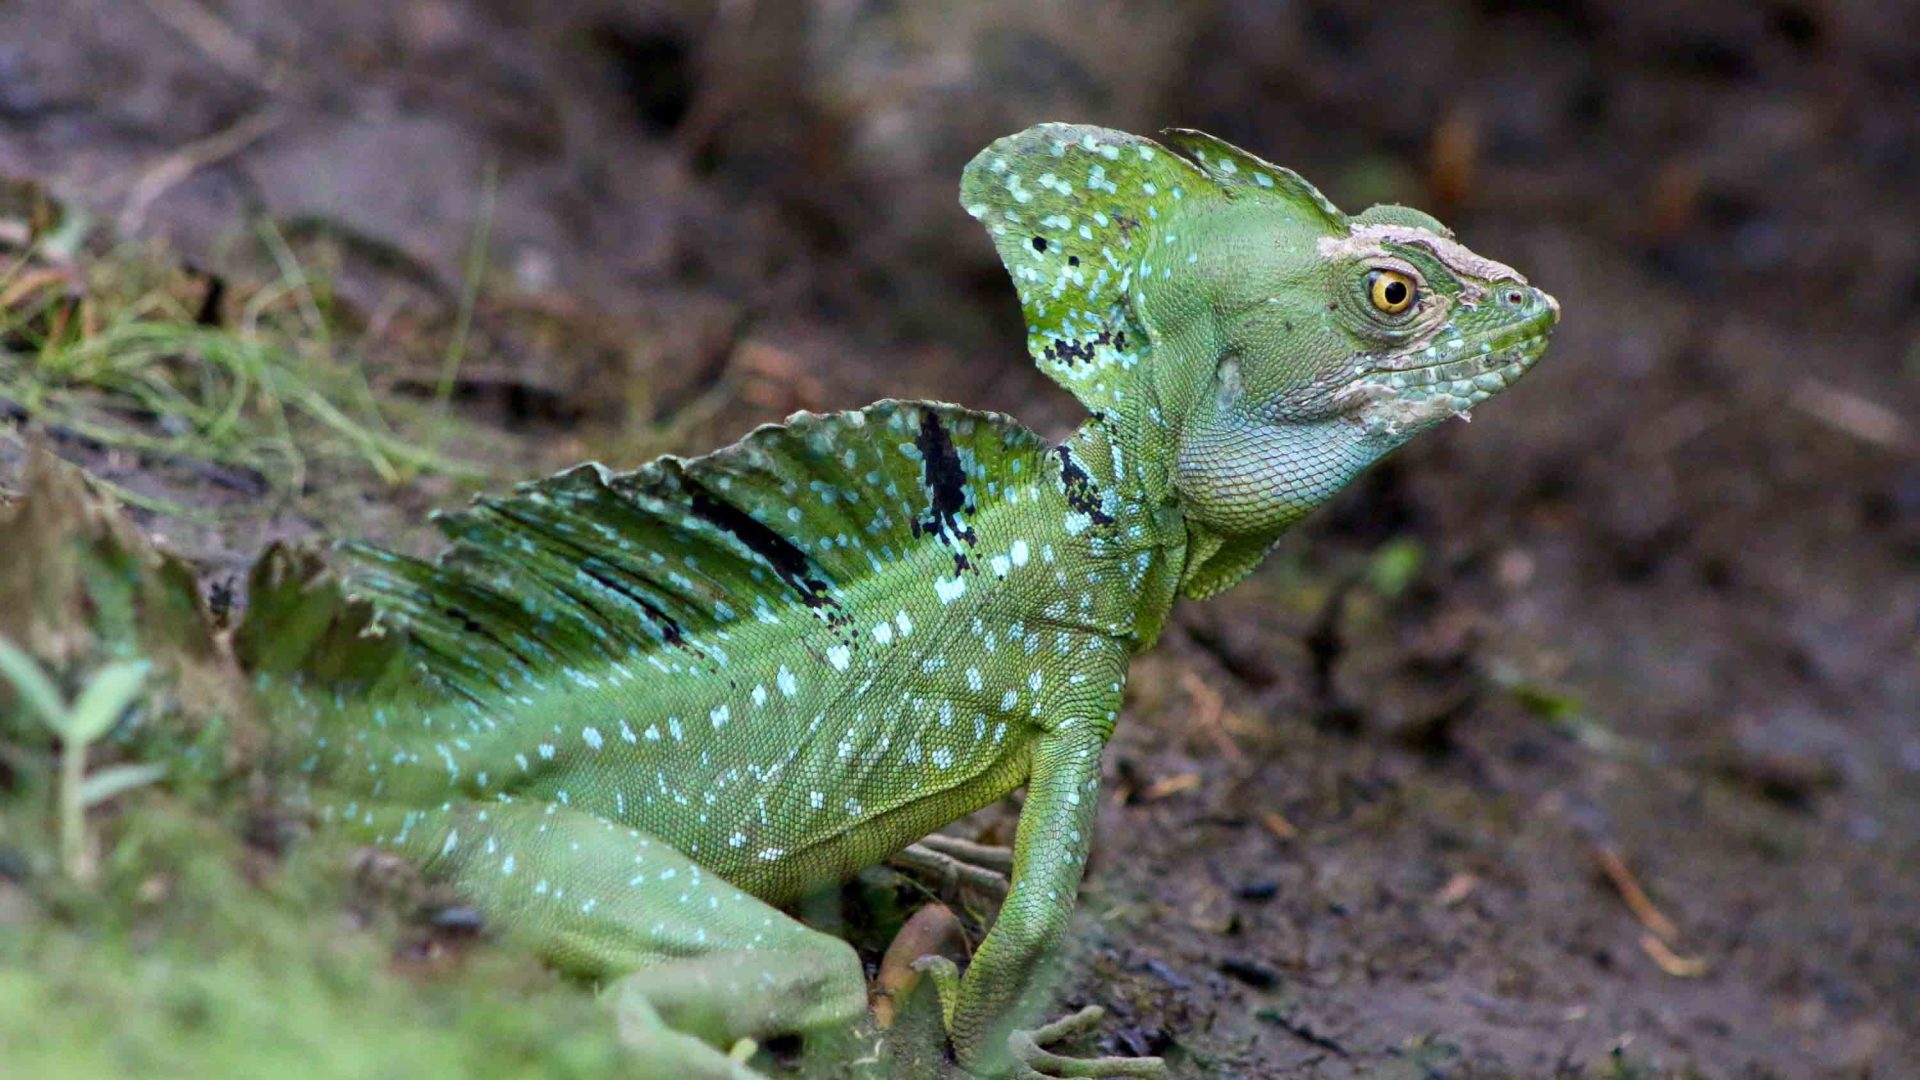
[238,124,1558,1078]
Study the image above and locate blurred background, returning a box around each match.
[1,1,1915,1077]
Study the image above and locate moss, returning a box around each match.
[1,787,635,1080]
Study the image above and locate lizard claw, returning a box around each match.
[916,833,1015,875]
[1008,1005,1168,1079]
[892,837,1012,902]
[908,953,963,1030]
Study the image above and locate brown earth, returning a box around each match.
[2,1,1915,1077]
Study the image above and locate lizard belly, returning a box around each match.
[552,613,1064,904]
[347,599,1102,905]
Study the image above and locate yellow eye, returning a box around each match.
[1367,269,1417,314]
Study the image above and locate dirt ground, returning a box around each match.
[2,1,1916,1077]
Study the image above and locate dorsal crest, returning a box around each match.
[961,124,1345,415]
[254,402,1086,711]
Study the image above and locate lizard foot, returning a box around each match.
[1007,1006,1168,1080]
[916,833,1014,874]
[610,989,772,1080]
[909,960,1166,1080]
[892,835,1011,902]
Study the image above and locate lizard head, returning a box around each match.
[1161,199,1558,537]
[963,125,1558,596]
[1196,202,1557,440]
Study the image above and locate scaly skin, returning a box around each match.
[250,124,1558,1078]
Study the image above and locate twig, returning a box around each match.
[1261,811,1298,840]
[872,903,964,1029]
[1256,1008,1348,1056]
[1434,872,1478,907]
[1638,933,1708,978]
[118,109,283,237]
[1178,668,1247,767]
[141,0,271,83]
[1142,772,1200,801]
[1791,377,1912,452]
[1594,845,1679,944]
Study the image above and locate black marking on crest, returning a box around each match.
[430,601,543,672]
[1054,444,1115,526]
[443,605,485,635]
[685,483,839,614]
[411,586,540,672]
[480,498,702,658]
[574,558,686,647]
[911,410,978,574]
[1042,328,1125,368]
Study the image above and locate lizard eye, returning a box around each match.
[1367,269,1417,315]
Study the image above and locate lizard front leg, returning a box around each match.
[915,662,1167,1079]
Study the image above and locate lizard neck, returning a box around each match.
[1170,414,1390,599]
[1057,402,1188,653]
[1088,323,1396,601]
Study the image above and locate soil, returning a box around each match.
[2,2,1915,1077]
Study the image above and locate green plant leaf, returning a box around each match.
[76,760,168,807]
[1367,538,1425,598]
[57,658,151,745]
[0,636,66,726]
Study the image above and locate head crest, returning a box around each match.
[961,124,1344,414]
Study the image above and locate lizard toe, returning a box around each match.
[1007,1006,1170,1079]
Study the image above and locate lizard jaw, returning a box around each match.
[1338,288,1558,439]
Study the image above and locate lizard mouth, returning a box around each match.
[1365,288,1560,377]
[1369,326,1550,384]
[1339,295,1557,436]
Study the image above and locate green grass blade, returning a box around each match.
[58,659,150,745]
[0,638,66,727]
[77,761,169,808]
